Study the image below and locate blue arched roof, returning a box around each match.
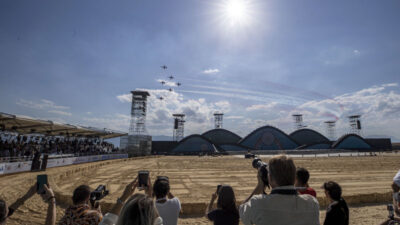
[171,134,218,153]
[239,125,299,150]
[219,144,248,152]
[202,129,242,145]
[296,142,332,150]
[289,128,330,145]
[332,134,372,150]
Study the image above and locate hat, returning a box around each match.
[394,170,400,187]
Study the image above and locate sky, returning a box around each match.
[1,0,400,142]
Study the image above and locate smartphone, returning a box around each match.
[138,170,149,189]
[216,184,222,194]
[37,174,48,194]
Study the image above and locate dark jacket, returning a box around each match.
[324,198,349,225]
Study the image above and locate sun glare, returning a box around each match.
[222,0,251,26]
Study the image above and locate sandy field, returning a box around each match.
[1,154,399,225]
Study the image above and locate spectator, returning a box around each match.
[322,181,349,225]
[0,183,56,225]
[295,167,317,197]
[239,154,319,225]
[206,185,239,225]
[153,177,180,225]
[59,185,103,225]
[393,170,400,216]
[99,177,163,225]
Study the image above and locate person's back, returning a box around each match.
[155,197,180,225]
[208,208,239,225]
[240,192,319,225]
[207,185,239,225]
[295,168,317,198]
[153,177,180,225]
[240,155,319,225]
[322,181,349,225]
[59,185,102,225]
[324,199,348,225]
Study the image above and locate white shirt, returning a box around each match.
[155,197,181,225]
[239,186,320,225]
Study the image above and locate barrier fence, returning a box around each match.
[0,153,128,175]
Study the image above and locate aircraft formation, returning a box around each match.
[158,65,182,100]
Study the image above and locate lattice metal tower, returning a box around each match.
[348,115,362,136]
[214,112,224,129]
[292,114,304,130]
[324,121,336,141]
[173,114,185,141]
[129,91,150,135]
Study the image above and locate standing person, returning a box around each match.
[100,177,163,225]
[239,155,319,225]
[295,167,317,197]
[58,185,103,225]
[322,181,349,225]
[206,185,239,225]
[392,170,400,216]
[0,183,56,225]
[153,177,180,225]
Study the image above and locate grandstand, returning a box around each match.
[0,112,127,175]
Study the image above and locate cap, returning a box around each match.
[394,170,400,187]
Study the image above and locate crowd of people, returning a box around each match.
[1,154,400,225]
[0,132,119,159]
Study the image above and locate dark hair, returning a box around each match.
[323,181,342,201]
[153,179,170,199]
[296,167,310,185]
[72,185,91,205]
[0,199,7,224]
[117,193,158,225]
[217,185,239,217]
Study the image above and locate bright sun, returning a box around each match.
[222,0,251,26]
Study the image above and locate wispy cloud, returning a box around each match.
[117,94,131,103]
[16,99,69,110]
[182,84,306,105]
[16,99,72,116]
[203,68,220,74]
[48,110,72,116]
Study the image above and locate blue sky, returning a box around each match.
[1,0,400,141]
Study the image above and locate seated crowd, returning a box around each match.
[1,154,400,225]
[0,132,118,158]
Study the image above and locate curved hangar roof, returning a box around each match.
[202,129,242,145]
[290,128,330,145]
[332,134,372,150]
[172,135,218,153]
[0,112,127,139]
[239,125,299,150]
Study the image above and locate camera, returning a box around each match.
[252,158,267,169]
[388,204,395,220]
[252,158,270,188]
[90,185,109,206]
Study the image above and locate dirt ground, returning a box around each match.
[0,154,398,225]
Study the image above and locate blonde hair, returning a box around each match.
[268,155,296,186]
[116,194,158,225]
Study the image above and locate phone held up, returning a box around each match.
[216,184,222,194]
[37,174,48,194]
[138,170,149,190]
